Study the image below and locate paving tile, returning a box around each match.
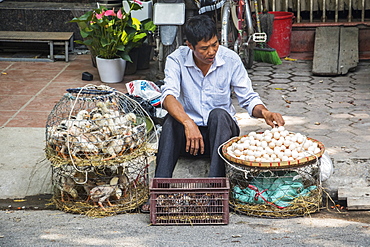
[7,62,67,71]
[0,95,33,111]
[0,61,13,70]
[0,69,58,83]
[5,111,50,128]
[0,111,17,127]
[290,76,313,82]
[249,75,271,81]
[269,78,292,84]
[0,80,47,95]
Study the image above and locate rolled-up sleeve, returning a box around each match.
[160,52,182,104]
[231,59,265,117]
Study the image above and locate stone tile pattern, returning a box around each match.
[238,60,370,160]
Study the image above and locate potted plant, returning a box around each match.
[70,0,156,83]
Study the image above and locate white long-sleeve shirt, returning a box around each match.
[161,45,265,126]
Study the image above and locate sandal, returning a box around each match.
[140,200,150,213]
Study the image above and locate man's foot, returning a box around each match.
[140,201,150,213]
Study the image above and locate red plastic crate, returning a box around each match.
[150,178,230,225]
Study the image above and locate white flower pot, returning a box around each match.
[96,56,126,83]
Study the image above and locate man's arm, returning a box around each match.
[252,104,285,127]
[162,95,205,156]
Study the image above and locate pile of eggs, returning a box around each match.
[226,126,322,163]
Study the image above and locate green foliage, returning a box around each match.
[70,0,156,61]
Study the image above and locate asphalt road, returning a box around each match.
[1,208,370,247]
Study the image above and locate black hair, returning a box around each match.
[184,14,218,48]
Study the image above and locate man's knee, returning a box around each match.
[208,108,232,124]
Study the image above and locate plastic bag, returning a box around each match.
[319,151,334,181]
[126,80,161,106]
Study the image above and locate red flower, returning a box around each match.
[104,10,116,16]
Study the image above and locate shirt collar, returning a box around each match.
[184,46,226,69]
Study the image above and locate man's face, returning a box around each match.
[187,35,219,66]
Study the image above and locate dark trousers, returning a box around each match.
[155,108,240,178]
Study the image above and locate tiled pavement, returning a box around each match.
[0,54,158,128]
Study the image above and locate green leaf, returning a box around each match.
[132,33,146,43]
[142,20,157,32]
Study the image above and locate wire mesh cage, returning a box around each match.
[45,84,158,216]
[219,128,325,218]
[226,161,323,218]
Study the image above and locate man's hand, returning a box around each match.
[261,110,285,128]
[163,95,205,156]
[183,119,204,156]
[252,104,285,128]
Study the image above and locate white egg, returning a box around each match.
[291,150,299,159]
[257,146,264,152]
[282,130,289,137]
[275,139,283,147]
[290,135,297,143]
[281,156,289,161]
[284,139,291,147]
[234,149,242,157]
[243,149,249,155]
[265,148,274,155]
[314,147,321,154]
[274,132,281,140]
[249,131,257,137]
[263,153,270,159]
[240,137,247,142]
[255,134,263,141]
[308,146,316,153]
[312,142,318,149]
[274,146,281,153]
[250,145,257,151]
[239,154,246,160]
[261,141,268,148]
[279,136,285,143]
[263,129,270,135]
[271,128,278,133]
[277,152,284,160]
[248,136,255,141]
[230,143,237,150]
[278,126,285,132]
[235,144,244,151]
[296,136,304,144]
[271,153,277,159]
[269,142,276,149]
[247,150,255,156]
[285,149,292,157]
[297,153,305,160]
[254,151,262,158]
[242,142,250,150]
[289,143,297,151]
[255,157,262,162]
[264,135,272,143]
[248,156,256,162]
[250,139,257,146]
[303,140,311,150]
[280,145,286,151]
[243,139,251,145]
